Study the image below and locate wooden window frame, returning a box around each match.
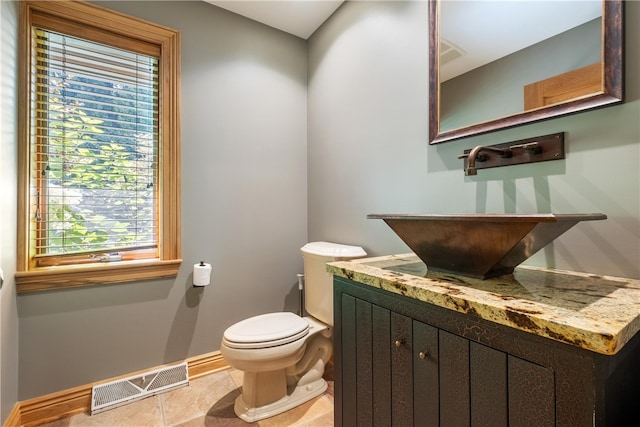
[17,1,181,293]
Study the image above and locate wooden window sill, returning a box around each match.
[15,259,182,293]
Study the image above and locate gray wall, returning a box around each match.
[307,1,639,279]
[0,0,19,422]
[16,1,307,400]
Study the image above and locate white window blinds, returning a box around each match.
[31,27,160,264]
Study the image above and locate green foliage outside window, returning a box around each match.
[37,29,158,256]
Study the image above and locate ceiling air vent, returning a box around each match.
[440,38,466,65]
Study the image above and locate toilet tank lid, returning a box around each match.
[301,241,366,258]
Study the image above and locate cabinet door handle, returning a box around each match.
[418,351,428,360]
[394,339,404,348]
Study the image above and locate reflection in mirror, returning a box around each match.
[441,1,601,131]
[428,0,623,144]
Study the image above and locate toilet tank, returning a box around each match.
[301,242,366,326]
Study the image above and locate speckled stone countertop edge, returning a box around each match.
[327,254,640,355]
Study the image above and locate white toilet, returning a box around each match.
[220,241,366,422]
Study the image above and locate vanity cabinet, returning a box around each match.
[333,276,640,427]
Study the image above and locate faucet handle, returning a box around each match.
[510,141,542,154]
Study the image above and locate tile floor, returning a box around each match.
[39,368,334,427]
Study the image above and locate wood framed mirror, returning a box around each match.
[429,0,623,144]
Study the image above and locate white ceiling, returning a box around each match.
[202,1,602,77]
[204,0,344,39]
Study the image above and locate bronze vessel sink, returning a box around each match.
[368,213,607,279]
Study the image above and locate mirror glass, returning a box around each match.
[429,0,623,144]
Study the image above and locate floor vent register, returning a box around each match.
[91,362,189,414]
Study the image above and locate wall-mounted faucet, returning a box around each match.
[458,146,512,176]
[457,132,565,176]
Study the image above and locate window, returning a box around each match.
[17,1,181,292]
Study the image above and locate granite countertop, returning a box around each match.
[327,254,640,355]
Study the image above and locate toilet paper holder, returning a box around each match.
[193,261,212,287]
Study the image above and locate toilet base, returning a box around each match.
[234,376,328,423]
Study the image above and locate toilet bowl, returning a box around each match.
[220,242,366,422]
[222,313,332,422]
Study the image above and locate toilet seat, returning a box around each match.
[223,312,309,349]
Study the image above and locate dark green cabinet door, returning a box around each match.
[353,299,398,427]
[372,304,392,427]
[355,298,373,427]
[391,312,413,426]
[439,330,470,427]
[470,342,508,426]
[339,295,421,427]
[508,355,555,427]
[340,293,357,427]
[340,294,395,427]
[413,320,439,427]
